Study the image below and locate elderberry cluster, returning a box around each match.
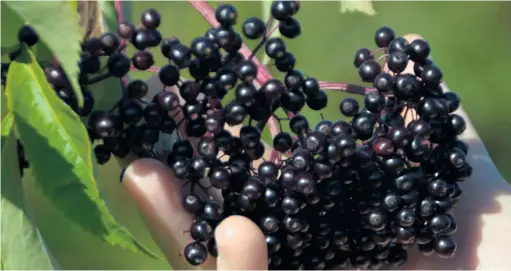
[2,2,472,270]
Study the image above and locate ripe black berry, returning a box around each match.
[388,36,409,54]
[271,1,296,20]
[408,39,431,62]
[387,51,409,73]
[100,32,120,54]
[107,52,130,77]
[279,17,301,39]
[358,59,381,82]
[141,9,161,30]
[168,43,191,68]
[89,112,122,138]
[242,17,266,39]
[374,26,395,48]
[354,48,374,68]
[118,22,135,39]
[158,64,180,86]
[184,242,208,266]
[420,65,443,87]
[191,36,216,59]
[261,79,285,101]
[18,25,39,46]
[127,80,149,99]
[215,4,238,26]
[306,89,328,110]
[434,236,457,258]
[132,50,154,70]
[275,52,295,72]
[265,37,286,59]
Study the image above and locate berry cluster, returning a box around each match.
[2,1,472,270]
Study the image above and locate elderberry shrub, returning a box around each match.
[3,2,471,269]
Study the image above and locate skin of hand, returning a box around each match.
[120,33,511,270]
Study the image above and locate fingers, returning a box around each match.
[215,215,268,270]
[121,158,216,270]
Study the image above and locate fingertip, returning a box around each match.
[215,215,268,270]
[402,33,425,43]
[121,158,201,269]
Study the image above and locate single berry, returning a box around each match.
[275,52,295,72]
[374,26,395,48]
[132,28,152,50]
[242,17,265,39]
[358,59,382,83]
[100,32,120,54]
[279,17,301,39]
[271,1,295,20]
[127,80,149,99]
[388,37,409,54]
[387,51,409,73]
[434,236,457,258]
[161,37,181,58]
[158,64,180,86]
[141,8,161,30]
[236,60,258,82]
[215,4,238,26]
[373,72,394,93]
[421,65,443,87]
[354,48,374,68]
[18,25,39,46]
[408,38,431,62]
[191,36,216,59]
[107,52,131,77]
[265,37,286,59]
[184,242,208,266]
[117,22,135,39]
[132,50,154,70]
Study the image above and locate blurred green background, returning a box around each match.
[3,1,511,269]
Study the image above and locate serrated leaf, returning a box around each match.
[340,0,376,16]
[260,1,281,66]
[5,44,160,259]
[1,114,57,270]
[4,1,85,108]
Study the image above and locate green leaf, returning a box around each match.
[4,1,85,108]
[339,0,376,16]
[5,44,161,259]
[1,113,14,150]
[1,196,57,270]
[99,0,118,32]
[260,1,281,66]
[1,115,58,270]
[0,2,24,53]
[99,0,133,32]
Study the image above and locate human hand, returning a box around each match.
[387,34,511,270]
[120,33,511,270]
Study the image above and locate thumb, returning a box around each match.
[214,215,268,270]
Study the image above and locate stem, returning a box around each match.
[318,81,374,95]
